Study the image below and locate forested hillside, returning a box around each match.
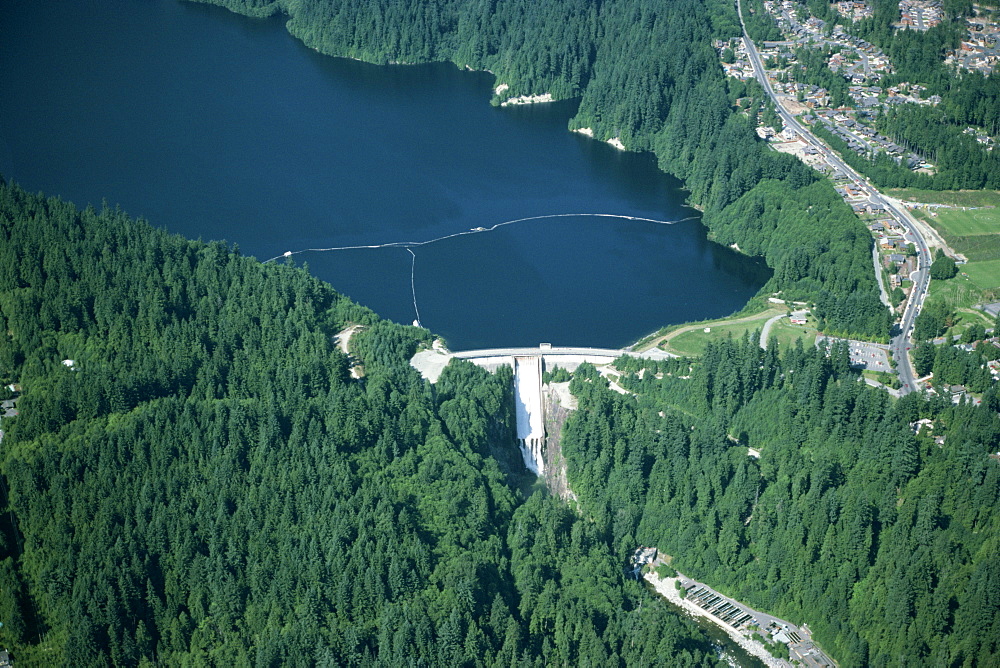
[567,340,1000,666]
[2,177,998,665]
[189,0,890,338]
[0,181,728,665]
[9,2,998,664]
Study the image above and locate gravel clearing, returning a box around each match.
[644,571,792,668]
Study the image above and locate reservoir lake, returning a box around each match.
[0,0,769,350]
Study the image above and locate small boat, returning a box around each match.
[471,226,487,232]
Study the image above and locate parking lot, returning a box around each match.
[818,336,891,371]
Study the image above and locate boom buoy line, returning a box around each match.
[262,212,700,326]
[263,212,699,263]
[407,248,422,327]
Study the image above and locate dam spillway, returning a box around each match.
[513,356,545,475]
[410,344,675,476]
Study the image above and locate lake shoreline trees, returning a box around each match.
[0,173,997,664]
[189,0,890,340]
[0,180,742,665]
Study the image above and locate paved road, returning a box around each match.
[737,0,930,394]
[872,243,891,307]
[414,345,676,383]
[760,309,808,349]
[452,346,675,360]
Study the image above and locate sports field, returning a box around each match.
[927,206,1000,237]
[892,189,1000,291]
[962,259,1000,292]
[888,188,1000,209]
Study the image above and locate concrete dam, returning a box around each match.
[513,356,545,475]
[411,344,675,476]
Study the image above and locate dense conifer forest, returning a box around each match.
[191,0,890,339]
[4,1,999,665]
[0,181,730,665]
[2,180,997,665]
[575,342,1000,666]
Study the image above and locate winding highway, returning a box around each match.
[736,0,930,394]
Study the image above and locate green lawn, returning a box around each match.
[768,316,822,351]
[665,314,777,357]
[889,190,1000,265]
[926,207,1000,237]
[664,310,819,357]
[910,207,1000,269]
[862,368,899,388]
[928,272,986,308]
[887,188,1000,209]
[942,307,996,340]
[667,323,761,357]
[946,235,1000,263]
[962,258,1000,292]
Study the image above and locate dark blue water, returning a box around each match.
[0,0,769,349]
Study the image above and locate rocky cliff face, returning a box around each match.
[541,383,578,504]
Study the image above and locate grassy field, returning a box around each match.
[887,188,1000,209]
[911,208,1000,264]
[890,188,1000,293]
[862,368,898,388]
[962,259,1000,293]
[657,309,780,357]
[662,321,765,357]
[767,315,823,351]
[928,272,986,309]
[660,307,821,357]
[942,307,995,340]
[927,206,1000,237]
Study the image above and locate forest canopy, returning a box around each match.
[1,180,995,665]
[584,336,1000,666]
[0,180,733,665]
[5,0,996,663]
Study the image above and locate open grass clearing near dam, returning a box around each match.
[648,306,822,357]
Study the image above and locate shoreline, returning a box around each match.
[572,127,626,150]
[193,5,763,357]
[644,571,792,668]
[500,92,554,106]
